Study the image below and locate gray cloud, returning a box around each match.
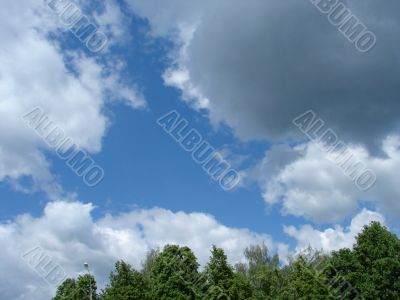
[126,0,400,223]
[131,0,400,152]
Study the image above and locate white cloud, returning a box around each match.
[163,68,209,109]
[0,0,145,197]
[0,201,281,300]
[285,208,386,253]
[259,136,400,223]
[93,0,129,44]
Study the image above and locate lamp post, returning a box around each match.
[84,262,93,300]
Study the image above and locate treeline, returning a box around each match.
[53,222,400,299]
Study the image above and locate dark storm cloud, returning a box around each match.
[183,0,400,152]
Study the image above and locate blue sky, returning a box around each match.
[1,0,399,299]
[0,19,293,240]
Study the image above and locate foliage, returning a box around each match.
[203,246,254,300]
[101,260,148,300]
[53,274,97,300]
[141,248,160,281]
[328,222,400,299]
[149,245,200,300]
[280,255,331,300]
[52,278,77,300]
[241,244,281,299]
[52,222,400,300]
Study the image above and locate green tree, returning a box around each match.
[329,222,400,299]
[52,278,77,300]
[141,249,160,280]
[149,245,200,300]
[280,255,331,300]
[241,244,281,299]
[101,260,148,300]
[75,274,98,300]
[53,274,97,300]
[204,246,254,300]
[229,273,256,300]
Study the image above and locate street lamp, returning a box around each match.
[84,262,93,300]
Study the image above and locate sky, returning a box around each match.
[1,0,399,299]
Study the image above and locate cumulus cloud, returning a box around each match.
[0,201,282,300]
[285,208,386,253]
[258,136,400,223]
[0,0,145,197]
[128,0,400,151]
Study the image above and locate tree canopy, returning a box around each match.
[52,222,400,300]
